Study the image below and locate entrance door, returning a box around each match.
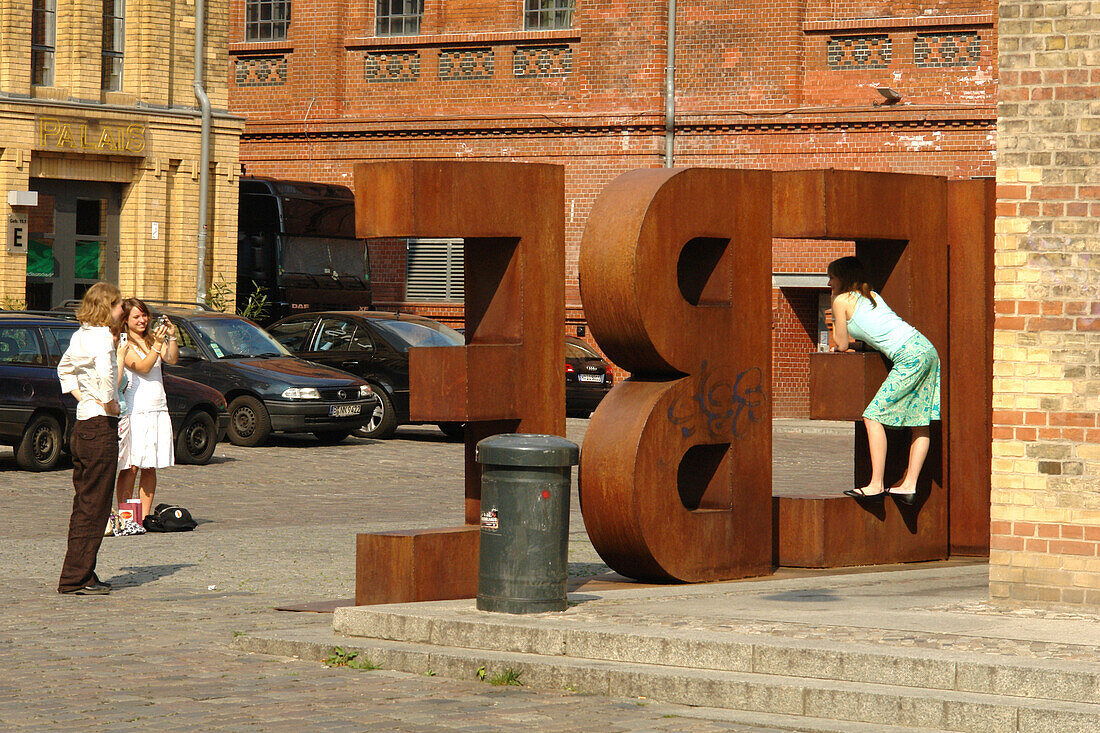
[26,179,121,310]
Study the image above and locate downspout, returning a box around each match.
[664,0,676,167]
[193,0,212,304]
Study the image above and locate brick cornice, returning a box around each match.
[241,107,996,141]
[344,29,580,51]
[804,13,995,34]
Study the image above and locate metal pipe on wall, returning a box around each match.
[193,0,212,304]
[664,0,677,167]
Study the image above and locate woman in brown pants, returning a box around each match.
[57,282,125,595]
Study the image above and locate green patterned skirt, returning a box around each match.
[863,333,941,427]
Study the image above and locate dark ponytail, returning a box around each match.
[826,256,877,308]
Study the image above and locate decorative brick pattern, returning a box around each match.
[234,55,287,86]
[915,32,982,67]
[365,52,421,82]
[513,45,572,78]
[438,48,494,80]
[992,0,1100,608]
[827,35,891,69]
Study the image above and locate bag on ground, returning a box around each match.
[143,503,197,532]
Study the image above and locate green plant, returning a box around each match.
[476,666,487,681]
[323,646,379,670]
[0,297,27,311]
[488,668,523,686]
[424,669,436,677]
[237,281,269,322]
[205,278,232,312]
[232,631,246,637]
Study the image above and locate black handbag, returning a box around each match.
[143,503,197,532]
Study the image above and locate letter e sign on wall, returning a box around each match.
[578,168,773,582]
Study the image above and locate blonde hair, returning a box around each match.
[75,282,122,327]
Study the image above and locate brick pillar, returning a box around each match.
[991,1,1100,607]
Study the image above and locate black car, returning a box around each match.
[0,313,229,470]
[267,311,465,439]
[565,336,614,417]
[154,307,374,446]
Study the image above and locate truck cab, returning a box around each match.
[238,177,372,324]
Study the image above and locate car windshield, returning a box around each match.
[370,319,464,354]
[188,317,291,359]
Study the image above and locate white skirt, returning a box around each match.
[118,410,175,469]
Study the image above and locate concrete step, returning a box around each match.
[233,628,1100,733]
[332,604,1100,707]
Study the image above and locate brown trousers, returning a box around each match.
[58,416,119,593]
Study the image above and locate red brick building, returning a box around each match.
[229,0,997,417]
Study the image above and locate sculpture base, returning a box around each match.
[774,494,947,568]
[355,526,479,605]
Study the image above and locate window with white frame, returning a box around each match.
[31,0,56,86]
[524,0,574,30]
[101,0,125,91]
[405,239,464,302]
[376,0,423,36]
[246,0,291,42]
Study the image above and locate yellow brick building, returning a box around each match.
[0,0,242,308]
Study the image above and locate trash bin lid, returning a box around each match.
[476,433,580,467]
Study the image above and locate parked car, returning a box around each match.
[266,311,464,439]
[151,306,374,446]
[0,312,229,470]
[565,335,614,417]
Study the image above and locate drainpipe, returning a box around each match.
[664,0,676,167]
[193,0,212,304]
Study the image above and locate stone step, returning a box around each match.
[332,605,1100,706]
[233,628,1100,733]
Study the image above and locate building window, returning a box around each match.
[405,239,463,302]
[101,0,125,91]
[524,0,574,30]
[376,0,423,37]
[31,0,56,86]
[245,0,291,42]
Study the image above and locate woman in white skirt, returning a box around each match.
[115,298,179,520]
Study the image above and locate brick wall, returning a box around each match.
[231,0,998,416]
[990,0,1100,607]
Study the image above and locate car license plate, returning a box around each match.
[330,404,362,417]
[577,374,604,383]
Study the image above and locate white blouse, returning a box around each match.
[57,325,118,421]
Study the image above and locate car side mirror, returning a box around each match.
[178,346,202,361]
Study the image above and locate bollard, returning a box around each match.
[475,433,579,613]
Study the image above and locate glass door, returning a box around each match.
[27,180,120,309]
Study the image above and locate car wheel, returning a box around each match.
[314,430,351,444]
[176,410,217,465]
[353,386,397,439]
[16,413,63,471]
[227,395,272,447]
[437,421,465,441]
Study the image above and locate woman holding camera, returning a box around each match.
[115,298,179,522]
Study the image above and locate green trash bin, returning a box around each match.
[475,433,580,614]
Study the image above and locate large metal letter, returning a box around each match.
[578,168,773,582]
[352,161,564,604]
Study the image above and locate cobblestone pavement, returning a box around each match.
[0,420,853,731]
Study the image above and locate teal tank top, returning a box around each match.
[845,293,917,360]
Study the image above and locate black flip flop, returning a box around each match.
[843,488,886,499]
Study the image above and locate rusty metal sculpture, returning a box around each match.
[352,161,565,604]
[347,163,993,600]
[578,168,774,582]
[775,170,992,566]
